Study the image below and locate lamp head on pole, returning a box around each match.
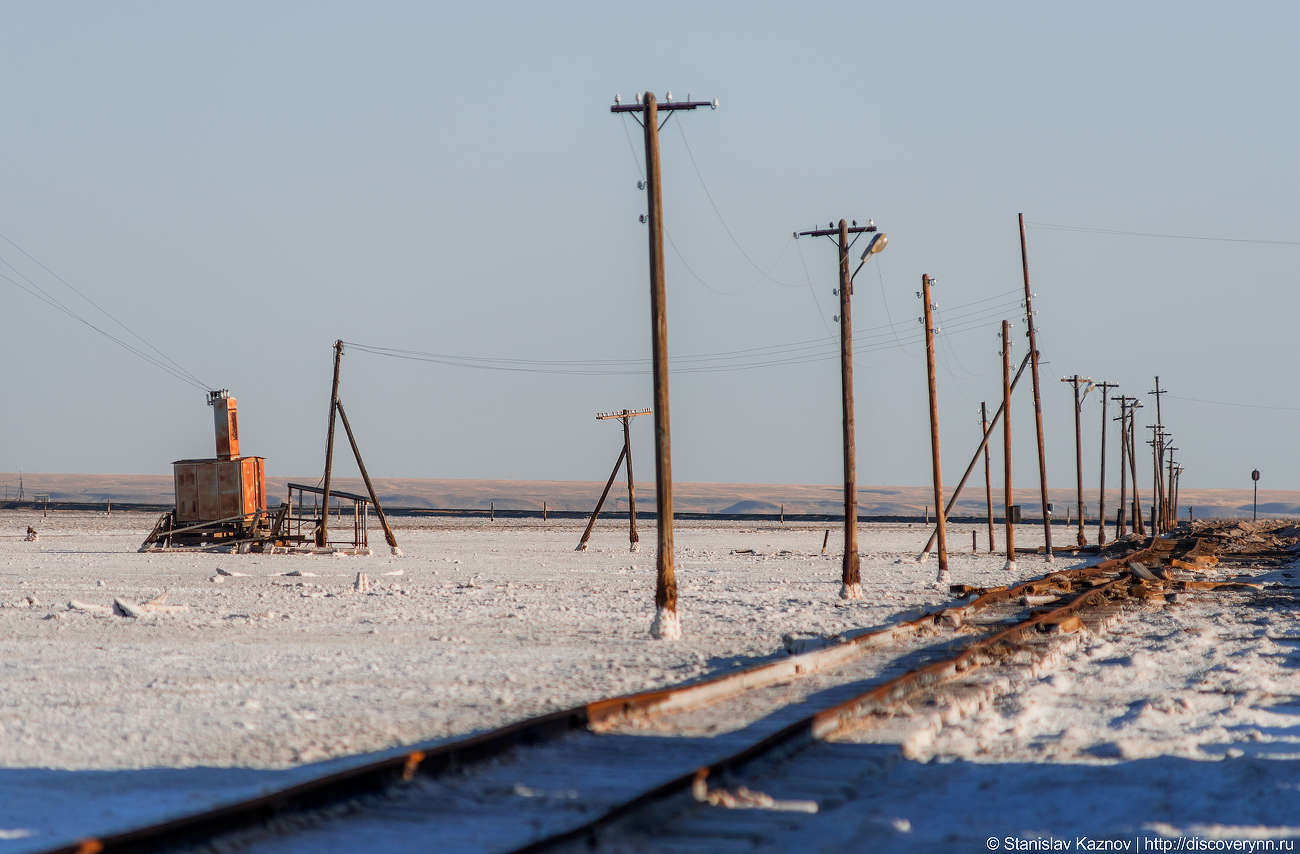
[860,233,888,260]
[1252,469,1260,482]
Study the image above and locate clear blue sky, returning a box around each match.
[1,1,1296,491]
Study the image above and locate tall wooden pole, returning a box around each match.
[1166,450,1178,529]
[920,274,948,582]
[1096,382,1116,544]
[318,340,343,548]
[1018,214,1053,561]
[643,92,679,639]
[1129,402,1144,535]
[1114,396,1129,538]
[1001,320,1015,570]
[1149,428,1162,535]
[1149,377,1167,534]
[982,402,995,553]
[623,412,639,551]
[836,219,861,599]
[1061,375,1086,548]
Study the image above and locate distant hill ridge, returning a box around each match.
[0,473,1292,520]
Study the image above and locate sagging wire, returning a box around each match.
[0,265,210,392]
[875,255,921,357]
[623,114,838,303]
[0,232,211,391]
[799,237,837,337]
[1027,221,1300,247]
[674,121,808,289]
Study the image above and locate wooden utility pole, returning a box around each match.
[982,402,995,553]
[622,412,640,549]
[1129,400,1144,535]
[318,340,343,548]
[1018,214,1053,561]
[796,219,886,599]
[576,408,650,552]
[1147,427,1167,535]
[920,274,948,583]
[1148,378,1167,534]
[1095,381,1118,544]
[1001,320,1015,571]
[1172,464,1184,526]
[918,352,1030,558]
[1060,375,1089,547]
[1114,395,1130,538]
[611,91,715,638]
[1165,447,1178,529]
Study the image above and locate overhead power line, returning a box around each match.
[0,232,212,391]
[1168,394,1300,413]
[341,294,1024,377]
[1027,222,1300,247]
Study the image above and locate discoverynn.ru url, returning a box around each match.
[989,839,1295,851]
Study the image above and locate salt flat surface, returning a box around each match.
[0,510,1055,850]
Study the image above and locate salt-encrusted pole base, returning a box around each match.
[917,549,931,563]
[390,547,403,557]
[936,569,951,586]
[1004,559,1017,572]
[629,542,640,553]
[650,607,681,640]
[839,582,862,600]
[575,542,589,552]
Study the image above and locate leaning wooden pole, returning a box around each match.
[622,413,639,552]
[576,445,627,552]
[982,401,995,553]
[333,399,400,554]
[919,274,949,583]
[1002,320,1016,571]
[318,340,343,548]
[918,352,1031,557]
[1018,214,1053,561]
[643,92,679,639]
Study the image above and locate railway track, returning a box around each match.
[45,533,1276,854]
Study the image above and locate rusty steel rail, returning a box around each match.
[509,577,1137,854]
[45,543,1154,854]
[591,540,1157,726]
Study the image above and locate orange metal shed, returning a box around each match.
[173,456,266,523]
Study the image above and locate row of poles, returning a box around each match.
[599,90,1200,640]
[608,92,1066,639]
[309,89,1201,643]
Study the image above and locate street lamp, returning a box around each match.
[1252,469,1260,521]
[794,219,886,600]
[850,233,889,282]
